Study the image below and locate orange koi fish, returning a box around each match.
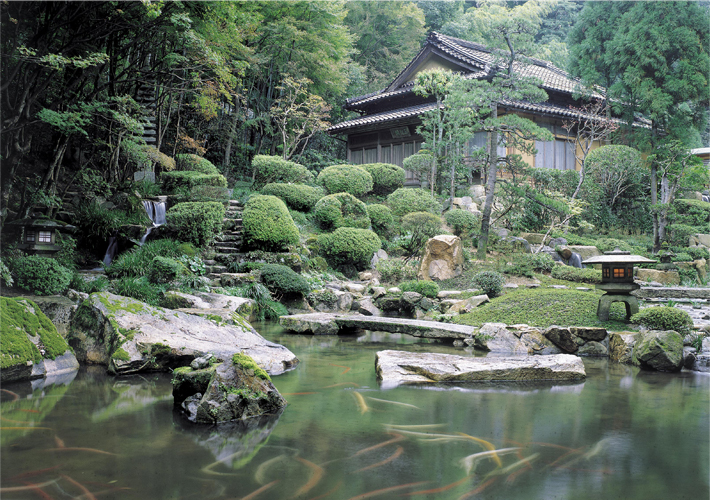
[354,446,403,473]
[293,458,324,498]
[353,432,405,457]
[241,480,279,500]
[346,481,429,500]
[328,363,352,375]
[404,475,471,495]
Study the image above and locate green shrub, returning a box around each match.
[472,270,505,298]
[672,199,710,227]
[550,265,602,284]
[667,224,698,247]
[685,246,710,261]
[367,204,394,236]
[189,185,231,203]
[387,188,442,217]
[70,273,109,293]
[400,211,442,258]
[505,253,555,278]
[166,201,225,247]
[360,163,405,195]
[12,255,72,295]
[594,238,633,253]
[107,239,188,278]
[314,193,370,230]
[110,276,164,306]
[74,201,125,241]
[399,280,440,298]
[444,209,480,237]
[630,306,693,336]
[161,170,227,192]
[318,165,373,197]
[252,155,313,188]
[1,258,14,287]
[175,153,220,175]
[672,252,693,262]
[318,228,381,270]
[148,256,186,284]
[242,195,299,251]
[227,261,265,273]
[259,264,310,296]
[261,183,325,211]
[375,259,418,284]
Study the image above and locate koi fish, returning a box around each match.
[457,477,498,500]
[255,454,290,485]
[384,424,445,430]
[353,432,405,457]
[61,475,97,500]
[352,392,369,414]
[48,447,117,456]
[458,448,521,476]
[18,409,40,413]
[54,435,65,448]
[486,453,540,478]
[1,388,20,401]
[323,382,360,389]
[20,481,54,500]
[293,458,324,497]
[354,446,403,473]
[456,433,501,466]
[308,480,342,500]
[242,480,278,500]
[0,479,58,493]
[403,475,471,495]
[366,397,420,410]
[346,481,429,500]
[9,465,61,481]
[328,363,352,375]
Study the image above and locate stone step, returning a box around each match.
[203,259,217,266]
[215,241,240,249]
[229,200,243,206]
[215,234,242,243]
[225,212,242,219]
[222,220,243,231]
[214,246,241,254]
[207,265,228,274]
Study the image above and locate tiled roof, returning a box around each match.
[345,32,601,111]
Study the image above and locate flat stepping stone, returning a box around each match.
[375,350,586,388]
[280,313,476,339]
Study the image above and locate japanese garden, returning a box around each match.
[1,1,708,499]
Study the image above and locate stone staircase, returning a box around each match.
[204,200,244,282]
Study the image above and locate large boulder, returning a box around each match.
[632,330,684,372]
[468,323,528,354]
[68,292,298,376]
[417,235,464,281]
[1,297,79,383]
[636,269,681,286]
[608,332,640,364]
[175,354,287,424]
[375,350,585,388]
[445,295,490,315]
[684,337,710,372]
[16,295,78,337]
[544,326,579,353]
[160,291,256,319]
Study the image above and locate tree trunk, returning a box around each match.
[223,101,240,169]
[449,141,458,205]
[477,107,498,260]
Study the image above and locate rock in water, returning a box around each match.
[632,330,684,372]
[375,350,585,388]
[68,292,298,376]
[417,235,464,281]
[1,297,79,383]
[176,354,287,424]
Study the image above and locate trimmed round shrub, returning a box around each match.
[166,201,225,247]
[400,211,443,258]
[594,238,633,253]
[12,255,72,295]
[261,183,325,212]
[242,195,299,251]
[148,256,186,284]
[550,266,602,284]
[252,155,313,188]
[399,280,440,298]
[161,170,228,192]
[360,163,405,195]
[630,306,693,336]
[367,204,393,235]
[472,270,505,298]
[445,209,480,237]
[314,193,370,230]
[318,227,381,270]
[259,264,310,296]
[318,165,373,197]
[387,188,442,217]
[175,154,220,175]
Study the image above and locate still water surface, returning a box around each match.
[2,322,708,499]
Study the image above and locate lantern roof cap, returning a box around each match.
[582,248,656,265]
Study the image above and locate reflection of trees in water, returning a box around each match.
[174,411,283,470]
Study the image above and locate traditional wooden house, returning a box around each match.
[329,32,618,185]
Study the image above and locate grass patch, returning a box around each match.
[453,288,631,330]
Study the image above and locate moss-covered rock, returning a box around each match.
[632,330,684,372]
[1,297,78,382]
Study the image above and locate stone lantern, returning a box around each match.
[582,249,657,322]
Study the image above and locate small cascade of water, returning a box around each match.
[703,194,709,203]
[139,200,166,245]
[566,252,583,268]
[101,230,119,267]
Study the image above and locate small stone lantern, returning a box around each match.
[582,249,657,322]
[4,218,77,258]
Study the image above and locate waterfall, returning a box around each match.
[140,200,166,245]
[102,230,119,267]
[566,252,583,269]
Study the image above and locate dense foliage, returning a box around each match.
[317,165,373,197]
[166,202,225,247]
[317,227,381,270]
[367,204,394,236]
[11,256,72,295]
[398,280,440,299]
[314,193,370,230]
[630,307,694,336]
[242,195,299,251]
[259,264,311,296]
[399,211,443,258]
[444,209,480,237]
[260,183,325,212]
[360,163,406,195]
[252,155,314,189]
[387,188,442,217]
[471,271,505,298]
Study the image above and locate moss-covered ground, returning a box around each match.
[453,288,631,330]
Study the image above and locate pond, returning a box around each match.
[2,322,708,499]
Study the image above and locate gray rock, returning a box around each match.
[474,323,528,354]
[683,347,710,372]
[609,332,640,365]
[191,354,214,370]
[371,249,389,268]
[357,297,381,316]
[418,297,437,311]
[16,295,78,336]
[371,286,386,299]
[279,314,340,335]
[401,291,423,304]
[632,330,684,372]
[544,326,579,353]
[448,295,490,315]
[68,292,298,376]
[162,291,256,319]
[570,327,607,342]
[345,283,366,294]
[577,341,608,357]
[375,350,585,388]
[437,290,463,299]
[549,237,567,248]
[387,287,401,294]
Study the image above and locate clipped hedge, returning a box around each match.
[314,192,370,230]
[166,201,225,247]
[318,227,381,270]
[318,165,373,197]
[471,271,505,298]
[399,280,440,298]
[360,163,405,195]
[550,265,602,284]
[242,195,299,251]
[252,155,313,188]
[444,209,480,237]
[161,170,227,192]
[367,204,393,235]
[148,256,185,284]
[175,154,220,175]
[261,183,325,212]
[630,306,693,336]
[387,188,442,217]
[260,264,310,296]
[12,255,72,295]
